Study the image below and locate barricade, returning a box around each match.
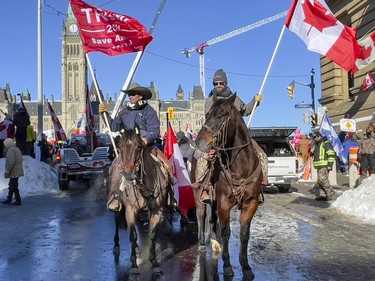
[349,147,359,163]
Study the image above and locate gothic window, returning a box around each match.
[71,108,78,120]
[68,63,72,71]
[74,63,79,71]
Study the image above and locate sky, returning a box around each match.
[1,156,375,224]
[1,0,325,134]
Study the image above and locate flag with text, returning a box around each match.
[69,0,153,56]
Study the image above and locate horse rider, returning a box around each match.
[193,69,266,203]
[99,84,174,211]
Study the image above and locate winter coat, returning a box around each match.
[111,103,160,145]
[205,87,257,116]
[312,138,336,168]
[4,143,24,179]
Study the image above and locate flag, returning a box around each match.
[84,88,95,132]
[164,123,195,219]
[69,0,153,56]
[319,113,347,165]
[363,72,375,91]
[285,0,361,73]
[355,31,375,71]
[76,113,84,129]
[17,94,29,115]
[47,101,67,142]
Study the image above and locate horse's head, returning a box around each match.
[118,124,145,182]
[196,94,237,153]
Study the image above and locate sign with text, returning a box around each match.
[295,102,312,109]
[340,118,356,132]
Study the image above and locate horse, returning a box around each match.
[194,93,263,279]
[108,125,172,276]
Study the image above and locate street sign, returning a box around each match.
[295,103,312,109]
[340,118,356,132]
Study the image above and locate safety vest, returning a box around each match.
[313,140,336,168]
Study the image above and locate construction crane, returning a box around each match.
[182,10,288,96]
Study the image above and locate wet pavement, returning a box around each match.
[1,175,375,281]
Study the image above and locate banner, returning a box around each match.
[363,72,375,91]
[69,0,153,56]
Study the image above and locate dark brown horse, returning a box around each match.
[109,126,171,276]
[194,94,263,279]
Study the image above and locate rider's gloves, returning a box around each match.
[255,94,263,103]
[99,103,107,114]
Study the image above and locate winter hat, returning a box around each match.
[3,138,15,148]
[313,132,323,138]
[213,69,228,84]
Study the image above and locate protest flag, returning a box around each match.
[47,101,67,142]
[319,113,347,165]
[17,94,29,116]
[69,0,153,56]
[164,122,195,219]
[363,72,375,91]
[355,31,375,72]
[285,0,361,73]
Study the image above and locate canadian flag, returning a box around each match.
[355,31,375,72]
[285,0,362,73]
[47,101,67,142]
[164,123,195,219]
[363,72,375,91]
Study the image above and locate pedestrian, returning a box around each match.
[37,133,53,164]
[297,134,310,163]
[98,84,174,211]
[194,69,265,203]
[0,113,15,158]
[25,123,36,157]
[1,138,24,206]
[358,132,375,176]
[13,107,31,155]
[340,132,359,174]
[312,132,336,201]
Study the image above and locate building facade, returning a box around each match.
[320,0,375,131]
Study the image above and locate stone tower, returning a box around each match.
[61,5,87,133]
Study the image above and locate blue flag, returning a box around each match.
[76,113,84,128]
[319,113,347,165]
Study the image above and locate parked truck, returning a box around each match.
[250,127,299,193]
[55,134,112,190]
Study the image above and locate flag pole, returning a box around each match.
[110,0,167,120]
[247,24,287,128]
[86,54,118,157]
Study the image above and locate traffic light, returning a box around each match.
[167,107,175,119]
[311,114,317,126]
[287,82,295,99]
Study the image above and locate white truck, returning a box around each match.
[250,127,299,193]
[55,134,112,190]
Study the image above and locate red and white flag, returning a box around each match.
[164,123,195,219]
[355,31,375,72]
[84,88,95,132]
[363,72,375,91]
[69,0,153,56]
[285,0,361,73]
[47,101,67,142]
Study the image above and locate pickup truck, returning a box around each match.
[250,127,299,193]
[55,134,112,190]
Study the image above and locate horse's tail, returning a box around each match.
[114,207,127,230]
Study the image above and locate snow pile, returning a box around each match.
[0,156,59,198]
[332,175,375,224]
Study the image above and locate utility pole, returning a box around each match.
[310,68,316,115]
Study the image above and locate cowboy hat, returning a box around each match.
[123,86,152,100]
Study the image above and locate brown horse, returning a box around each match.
[109,125,171,276]
[194,93,263,279]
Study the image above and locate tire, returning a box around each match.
[59,178,69,190]
[277,185,290,193]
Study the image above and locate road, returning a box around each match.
[1,178,375,281]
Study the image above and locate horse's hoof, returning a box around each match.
[129,267,140,275]
[223,266,234,277]
[243,268,255,280]
[113,246,120,256]
[152,267,163,277]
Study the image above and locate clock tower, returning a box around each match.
[61,5,87,134]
